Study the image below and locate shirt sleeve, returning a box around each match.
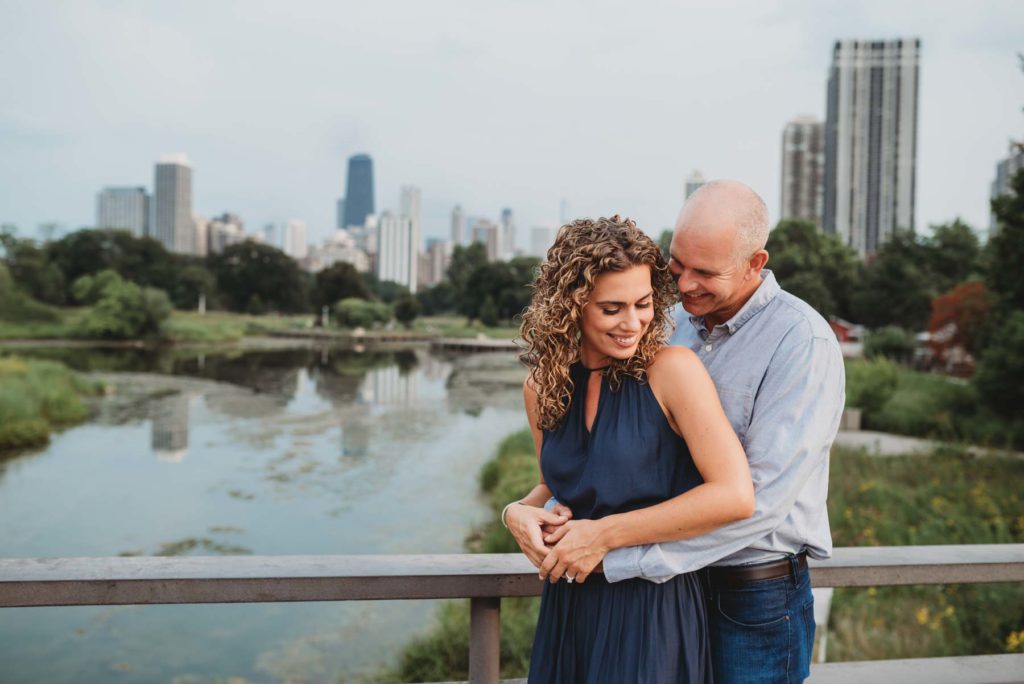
[602,331,845,583]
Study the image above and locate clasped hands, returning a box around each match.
[506,502,607,584]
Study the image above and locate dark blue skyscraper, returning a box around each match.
[343,154,375,228]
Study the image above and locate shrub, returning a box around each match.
[0,264,62,323]
[845,358,899,414]
[334,297,391,328]
[864,325,916,363]
[72,271,171,339]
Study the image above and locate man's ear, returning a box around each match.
[748,249,769,273]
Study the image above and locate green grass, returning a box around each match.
[827,445,1024,661]
[0,306,83,339]
[414,315,520,340]
[0,356,106,451]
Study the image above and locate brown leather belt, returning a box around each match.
[707,553,807,590]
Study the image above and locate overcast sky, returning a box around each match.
[1,0,1021,247]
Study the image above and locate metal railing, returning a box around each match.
[2,545,1024,683]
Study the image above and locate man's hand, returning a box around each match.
[540,502,573,537]
[505,503,571,568]
[539,518,610,584]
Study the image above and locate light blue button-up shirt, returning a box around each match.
[602,270,845,583]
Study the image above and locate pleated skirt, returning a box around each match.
[527,572,712,684]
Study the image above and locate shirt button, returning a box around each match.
[705,344,713,352]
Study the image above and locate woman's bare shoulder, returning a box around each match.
[648,345,702,379]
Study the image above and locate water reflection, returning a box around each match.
[0,343,530,683]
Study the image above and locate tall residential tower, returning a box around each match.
[96,187,149,236]
[153,154,194,254]
[823,38,920,257]
[780,117,825,227]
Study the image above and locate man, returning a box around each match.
[539,180,845,683]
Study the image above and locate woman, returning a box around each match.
[504,216,754,683]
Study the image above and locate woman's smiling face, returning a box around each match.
[579,265,655,368]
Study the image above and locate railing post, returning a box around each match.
[469,596,501,684]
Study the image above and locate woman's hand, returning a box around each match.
[539,518,610,584]
[505,503,571,568]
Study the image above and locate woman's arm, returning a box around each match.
[540,346,753,582]
[503,378,571,568]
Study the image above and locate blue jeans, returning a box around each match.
[704,556,815,684]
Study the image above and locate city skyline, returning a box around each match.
[1,2,1020,246]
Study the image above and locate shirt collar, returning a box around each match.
[686,269,780,335]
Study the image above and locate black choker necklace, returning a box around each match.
[581,363,610,372]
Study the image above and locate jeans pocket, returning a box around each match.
[715,580,789,628]
[711,596,791,684]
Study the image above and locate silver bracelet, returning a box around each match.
[501,500,524,528]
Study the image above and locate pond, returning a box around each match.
[0,343,529,683]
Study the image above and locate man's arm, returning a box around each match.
[602,330,845,583]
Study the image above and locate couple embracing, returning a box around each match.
[504,180,845,683]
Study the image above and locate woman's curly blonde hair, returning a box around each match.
[518,216,677,430]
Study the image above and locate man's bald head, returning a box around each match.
[676,180,769,263]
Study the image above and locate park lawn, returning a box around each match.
[828,445,1024,661]
[163,310,314,343]
[0,306,83,339]
[388,435,1024,681]
[415,315,520,340]
[0,356,106,451]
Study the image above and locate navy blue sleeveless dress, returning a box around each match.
[527,363,712,684]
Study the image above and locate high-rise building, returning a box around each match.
[500,208,515,258]
[400,185,422,256]
[207,213,245,254]
[530,225,559,258]
[470,218,501,261]
[336,198,346,230]
[283,219,308,259]
[684,170,705,201]
[990,144,1024,239]
[96,187,149,236]
[424,238,449,287]
[451,205,465,247]
[343,154,375,228]
[780,117,825,227]
[376,212,417,293]
[824,38,920,257]
[153,154,194,253]
[193,215,209,257]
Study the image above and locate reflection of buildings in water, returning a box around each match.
[418,351,452,383]
[340,405,372,457]
[152,392,191,462]
[359,365,417,408]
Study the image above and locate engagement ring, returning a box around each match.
[566,575,575,583]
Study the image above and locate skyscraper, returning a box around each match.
[451,205,465,247]
[824,38,920,257]
[153,154,194,253]
[470,218,501,262]
[336,198,346,230]
[283,219,308,259]
[376,212,417,293]
[990,144,1024,238]
[343,154,375,228]
[96,186,149,236]
[780,117,825,227]
[501,208,515,258]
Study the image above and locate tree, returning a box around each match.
[417,282,455,315]
[863,326,916,364]
[73,271,171,339]
[851,230,934,330]
[393,293,421,328]
[927,281,992,362]
[312,262,370,312]
[766,219,860,319]
[0,263,62,323]
[208,240,309,313]
[973,310,1024,421]
[447,243,488,317]
[657,230,673,260]
[923,219,982,295]
[987,169,1024,313]
[0,228,66,305]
